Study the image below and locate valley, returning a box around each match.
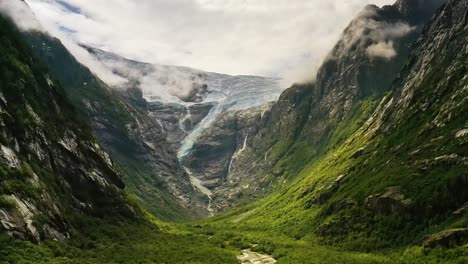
[0,0,467,263]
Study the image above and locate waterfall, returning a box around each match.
[178,106,193,133]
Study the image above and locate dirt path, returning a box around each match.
[237,249,277,264]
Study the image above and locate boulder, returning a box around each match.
[350,148,365,159]
[423,228,468,248]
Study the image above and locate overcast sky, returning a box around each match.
[24,0,395,84]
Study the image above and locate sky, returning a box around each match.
[19,0,395,85]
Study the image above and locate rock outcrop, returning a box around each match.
[365,186,412,214]
[423,229,468,248]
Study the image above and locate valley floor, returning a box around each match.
[1,210,466,264]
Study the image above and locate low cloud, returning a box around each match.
[0,0,125,85]
[0,0,42,31]
[367,41,397,59]
[24,0,395,88]
[330,6,415,61]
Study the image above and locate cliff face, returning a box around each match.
[312,0,467,243]
[24,33,207,221]
[0,15,134,242]
[183,104,273,211]
[195,0,446,213]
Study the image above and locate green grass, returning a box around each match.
[0,216,239,264]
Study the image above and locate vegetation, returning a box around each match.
[0,0,467,263]
[0,215,238,264]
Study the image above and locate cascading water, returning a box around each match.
[178,106,193,133]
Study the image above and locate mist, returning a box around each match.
[0,0,42,31]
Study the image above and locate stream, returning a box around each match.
[184,167,214,216]
[237,248,277,264]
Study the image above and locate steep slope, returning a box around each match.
[204,0,467,259]
[0,14,133,243]
[23,32,206,220]
[188,0,446,214]
[0,13,239,264]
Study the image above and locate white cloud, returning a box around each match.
[329,6,415,62]
[367,41,397,59]
[24,0,395,86]
[0,0,42,31]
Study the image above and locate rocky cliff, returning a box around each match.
[0,15,134,242]
[183,104,273,210]
[24,33,207,220]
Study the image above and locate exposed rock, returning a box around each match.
[313,174,349,205]
[183,104,273,212]
[0,208,28,239]
[144,101,214,148]
[26,33,208,220]
[455,128,468,138]
[183,111,237,183]
[453,202,468,216]
[365,186,412,214]
[423,229,468,248]
[188,103,214,129]
[350,148,365,159]
[188,0,445,215]
[0,19,137,242]
[0,145,20,168]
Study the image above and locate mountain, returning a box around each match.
[82,46,283,154]
[82,46,284,214]
[203,0,467,260]
[23,32,207,221]
[181,0,448,214]
[0,14,133,243]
